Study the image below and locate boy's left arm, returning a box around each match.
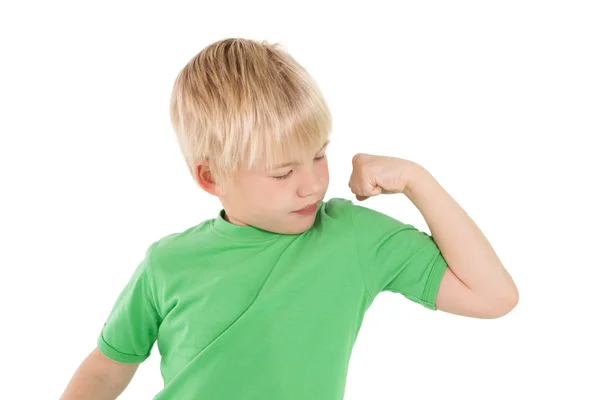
[349,154,519,319]
[405,163,519,318]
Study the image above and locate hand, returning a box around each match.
[348,153,420,201]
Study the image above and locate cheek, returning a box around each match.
[230,175,269,204]
[253,179,287,203]
[319,159,330,182]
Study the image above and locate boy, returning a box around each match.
[61,38,518,399]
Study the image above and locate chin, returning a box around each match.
[284,217,317,234]
[285,227,311,235]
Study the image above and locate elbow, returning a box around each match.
[486,288,519,319]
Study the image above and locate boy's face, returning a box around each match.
[219,141,330,234]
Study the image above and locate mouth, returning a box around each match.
[292,201,320,215]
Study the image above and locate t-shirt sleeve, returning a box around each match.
[349,201,448,310]
[97,243,162,363]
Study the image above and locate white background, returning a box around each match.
[1,1,599,399]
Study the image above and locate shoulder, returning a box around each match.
[142,220,214,271]
[317,197,357,228]
[320,197,404,227]
[321,197,354,216]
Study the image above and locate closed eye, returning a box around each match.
[273,170,293,180]
[272,154,326,180]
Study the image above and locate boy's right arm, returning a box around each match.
[60,347,139,400]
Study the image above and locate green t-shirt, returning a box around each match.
[97,197,447,399]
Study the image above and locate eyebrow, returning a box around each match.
[272,141,330,169]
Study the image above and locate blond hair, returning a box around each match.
[169,38,332,188]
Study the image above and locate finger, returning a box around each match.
[348,169,362,191]
[353,184,381,201]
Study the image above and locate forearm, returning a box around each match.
[61,348,138,400]
[405,164,518,301]
[61,371,123,400]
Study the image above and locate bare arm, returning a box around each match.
[60,347,139,400]
[405,164,519,318]
[348,154,518,318]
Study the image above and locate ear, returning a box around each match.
[193,161,220,196]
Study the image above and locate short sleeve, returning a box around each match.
[350,202,448,310]
[97,243,161,363]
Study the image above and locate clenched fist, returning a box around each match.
[348,153,421,201]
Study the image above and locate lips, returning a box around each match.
[294,201,319,212]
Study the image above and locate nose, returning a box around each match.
[297,168,322,198]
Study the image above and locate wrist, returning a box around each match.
[404,162,433,197]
